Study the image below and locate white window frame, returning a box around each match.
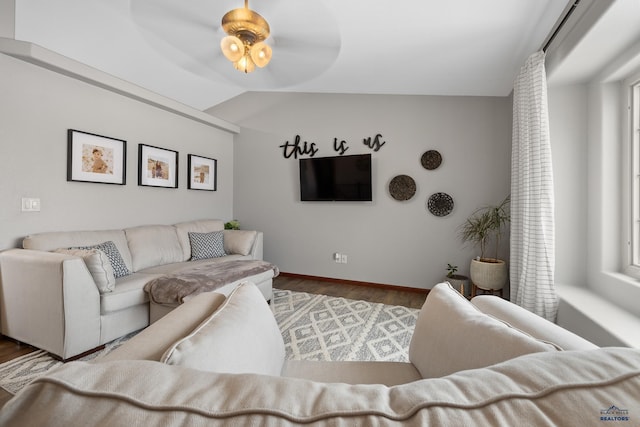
[623,74,640,278]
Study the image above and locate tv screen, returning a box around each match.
[299,154,372,201]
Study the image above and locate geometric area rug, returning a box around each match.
[0,289,420,395]
[271,288,420,363]
[0,331,135,396]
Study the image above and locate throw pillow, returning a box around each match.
[189,231,226,260]
[409,282,560,379]
[53,248,116,293]
[72,241,131,278]
[223,230,257,256]
[161,282,285,376]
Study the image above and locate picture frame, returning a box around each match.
[187,154,217,191]
[138,144,178,188]
[67,129,126,185]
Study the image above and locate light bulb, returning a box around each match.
[234,54,256,73]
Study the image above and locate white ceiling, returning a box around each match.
[13,0,571,111]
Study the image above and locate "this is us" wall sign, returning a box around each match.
[280,133,387,159]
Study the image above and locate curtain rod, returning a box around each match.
[543,0,581,52]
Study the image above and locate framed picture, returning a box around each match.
[187,154,217,191]
[138,144,178,188]
[67,129,126,185]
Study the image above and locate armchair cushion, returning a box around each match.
[409,282,560,378]
[161,282,285,376]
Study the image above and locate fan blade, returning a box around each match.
[131,0,342,90]
[132,0,220,31]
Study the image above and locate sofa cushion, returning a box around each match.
[73,241,131,278]
[409,282,560,379]
[161,282,285,376]
[125,225,184,271]
[53,248,115,293]
[223,230,257,256]
[4,348,640,426]
[174,219,225,261]
[22,229,134,273]
[100,273,155,314]
[188,231,226,260]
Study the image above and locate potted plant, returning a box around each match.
[224,220,240,230]
[445,263,470,297]
[459,196,510,293]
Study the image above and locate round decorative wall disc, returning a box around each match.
[421,150,442,170]
[427,192,454,216]
[389,175,416,201]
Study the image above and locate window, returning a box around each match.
[625,78,640,278]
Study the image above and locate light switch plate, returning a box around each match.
[21,197,41,212]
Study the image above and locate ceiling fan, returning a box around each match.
[220,0,272,73]
[131,0,341,89]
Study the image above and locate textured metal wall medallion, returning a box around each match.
[421,150,442,170]
[389,175,416,201]
[427,192,454,216]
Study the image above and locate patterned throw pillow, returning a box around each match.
[189,231,227,260]
[73,241,131,278]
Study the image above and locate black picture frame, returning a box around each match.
[187,154,217,191]
[67,129,126,185]
[138,144,178,188]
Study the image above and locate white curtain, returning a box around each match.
[510,51,557,321]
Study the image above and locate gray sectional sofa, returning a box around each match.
[0,219,277,360]
[1,282,639,426]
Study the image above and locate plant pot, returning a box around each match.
[445,274,470,297]
[469,258,507,291]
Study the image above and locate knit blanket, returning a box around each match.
[144,260,279,305]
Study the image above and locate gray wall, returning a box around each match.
[0,52,235,250]
[209,92,512,289]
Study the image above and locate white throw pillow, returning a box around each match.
[409,282,560,379]
[223,230,257,255]
[71,240,131,278]
[161,282,285,376]
[53,248,115,293]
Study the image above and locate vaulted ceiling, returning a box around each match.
[12,0,570,110]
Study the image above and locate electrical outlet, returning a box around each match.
[334,253,348,263]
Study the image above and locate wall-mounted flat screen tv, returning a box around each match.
[299,154,372,201]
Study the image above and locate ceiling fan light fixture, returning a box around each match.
[220,36,245,62]
[220,0,271,73]
[250,41,272,68]
[234,54,256,74]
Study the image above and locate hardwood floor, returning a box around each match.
[0,339,36,365]
[0,339,38,407]
[0,274,427,407]
[274,274,428,309]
